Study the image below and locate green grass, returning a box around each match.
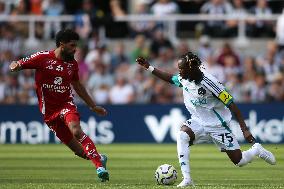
[0,144,283,189]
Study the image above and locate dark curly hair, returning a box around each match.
[55,29,79,47]
[179,52,202,67]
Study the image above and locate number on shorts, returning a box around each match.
[218,133,233,143]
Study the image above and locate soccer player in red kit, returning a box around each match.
[9,29,109,182]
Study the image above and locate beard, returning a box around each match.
[61,49,74,61]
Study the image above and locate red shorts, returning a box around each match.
[46,104,80,144]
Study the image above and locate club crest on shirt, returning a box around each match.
[198,87,206,96]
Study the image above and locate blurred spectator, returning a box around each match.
[226,0,248,37]
[110,42,129,72]
[152,47,175,72]
[75,47,89,85]
[0,25,22,58]
[226,73,243,102]
[42,0,64,38]
[150,29,173,58]
[216,42,240,67]
[176,41,190,58]
[85,43,111,71]
[130,35,150,64]
[150,0,179,30]
[242,56,257,82]
[256,41,281,82]
[107,0,128,38]
[93,84,110,104]
[74,0,94,39]
[129,1,155,38]
[150,0,179,16]
[197,35,213,61]
[87,63,114,91]
[248,72,268,103]
[203,55,225,83]
[267,73,284,101]
[276,8,284,52]
[109,76,135,104]
[30,0,42,15]
[10,0,30,37]
[151,81,174,104]
[200,0,233,37]
[247,0,274,37]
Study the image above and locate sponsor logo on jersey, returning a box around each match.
[190,98,207,106]
[198,87,206,96]
[56,65,63,71]
[54,77,62,85]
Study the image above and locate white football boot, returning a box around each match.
[177,178,195,187]
[253,143,276,165]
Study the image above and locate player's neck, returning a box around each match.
[54,48,63,60]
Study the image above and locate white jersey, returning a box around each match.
[171,71,233,127]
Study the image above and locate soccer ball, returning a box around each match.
[155,164,177,185]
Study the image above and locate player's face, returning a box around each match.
[61,40,77,61]
[178,59,190,79]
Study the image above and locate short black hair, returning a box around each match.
[55,29,79,47]
[179,52,202,67]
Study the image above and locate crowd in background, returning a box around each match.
[0,0,283,105]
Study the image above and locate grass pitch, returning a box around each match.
[0,143,283,189]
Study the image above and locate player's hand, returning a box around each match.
[90,105,107,116]
[243,129,255,143]
[9,61,21,72]
[136,57,150,69]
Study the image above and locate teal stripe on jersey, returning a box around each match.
[171,75,182,87]
[212,108,232,132]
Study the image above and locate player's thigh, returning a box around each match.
[47,118,73,144]
[208,126,240,152]
[182,119,209,145]
[64,111,83,138]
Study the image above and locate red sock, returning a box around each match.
[79,134,102,168]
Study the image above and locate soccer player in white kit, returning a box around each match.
[136,52,276,187]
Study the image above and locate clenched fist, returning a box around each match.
[136,57,150,69]
[9,61,21,72]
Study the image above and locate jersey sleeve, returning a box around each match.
[171,74,183,87]
[201,73,233,107]
[19,51,49,69]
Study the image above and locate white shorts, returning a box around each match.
[183,119,240,151]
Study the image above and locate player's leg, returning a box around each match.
[177,120,201,187]
[209,126,275,166]
[228,143,276,166]
[66,137,89,160]
[65,113,109,181]
[47,119,88,159]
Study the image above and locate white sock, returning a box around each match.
[237,146,259,167]
[177,131,191,180]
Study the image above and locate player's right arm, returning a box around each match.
[136,56,174,84]
[9,61,22,72]
[9,51,48,72]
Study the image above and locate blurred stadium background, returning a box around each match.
[0,0,283,188]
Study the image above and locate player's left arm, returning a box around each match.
[228,102,255,143]
[202,74,255,143]
[71,80,107,116]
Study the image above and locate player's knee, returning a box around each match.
[177,130,190,141]
[68,122,82,139]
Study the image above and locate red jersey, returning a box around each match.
[19,50,79,122]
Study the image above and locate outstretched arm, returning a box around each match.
[71,80,107,116]
[228,102,255,143]
[9,61,22,72]
[136,57,174,84]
